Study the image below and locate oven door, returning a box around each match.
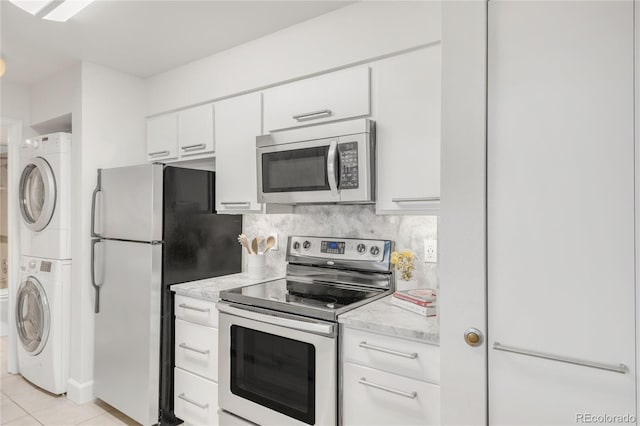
[218,303,337,426]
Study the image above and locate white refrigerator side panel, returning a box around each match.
[93,239,162,426]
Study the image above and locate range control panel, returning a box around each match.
[288,236,390,263]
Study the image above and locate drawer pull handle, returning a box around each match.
[293,109,332,121]
[179,343,210,355]
[493,342,628,374]
[220,201,251,208]
[181,143,206,151]
[148,150,170,157]
[178,393,209,409]
[359,341,418,359]
[358,378,417,399]
[391,197,440,203]
[179,303,210,313]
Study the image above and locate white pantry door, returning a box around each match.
[440,1,489,425]
[487,1,636,425]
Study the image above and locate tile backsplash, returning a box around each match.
[243,205,438,289]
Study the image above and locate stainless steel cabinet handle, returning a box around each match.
[178,303,210,313]
[493,342,628,374]
[358,378,417,399]
[392,197,440,203]
[179,343,210,355]
[177,393,209,410]
[293,109,332,121]
[148,150,170,157]
[181,143,206,151]
[220,201,251,207]
[359,341,418,359]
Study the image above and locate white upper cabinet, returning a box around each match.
[263,66,371,132]
[373,46,442,214]
[177,103,215,157]
[146,113,178,162]
[214,92,265,213]
[147,103,214,162]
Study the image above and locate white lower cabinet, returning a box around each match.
[343,363,440,426]
[174,295,219,426]
[174,367,219,426]
[342,327,440,426]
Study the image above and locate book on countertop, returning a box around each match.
[392,288,437,307]
[391,295,437,317]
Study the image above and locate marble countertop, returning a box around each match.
[338,295,440,345]
[170,273,283,302]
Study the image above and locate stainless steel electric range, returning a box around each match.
[218,235,395,426]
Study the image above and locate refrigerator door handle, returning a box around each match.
[91,238,102,313]
[91,169,103,238]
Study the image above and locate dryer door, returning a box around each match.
[15,276,50,355]
[19,157,56,232]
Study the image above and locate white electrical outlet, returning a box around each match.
[424,239,437,263]
[268,233,279,251]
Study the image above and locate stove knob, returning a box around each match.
[356,243,367,254]
[293,241,301,250]
[370,246,380,256]
[303,240,311,250]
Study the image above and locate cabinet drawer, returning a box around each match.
[343,327,440,384]
[175,295,218,327]
[263,66,370,132]
[342,362,440,426]
[175,319,218,381]
[174,367,218,426]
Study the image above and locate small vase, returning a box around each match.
[396,278,418,292]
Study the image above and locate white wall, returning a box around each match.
[66,62,146,403]
[146,1,441,115]
[30,65,80,126]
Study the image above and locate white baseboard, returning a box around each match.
[66,378,94,404]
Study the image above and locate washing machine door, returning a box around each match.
[19,157,56,232]
[15,276,50,355]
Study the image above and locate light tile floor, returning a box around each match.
[1,338,139,426]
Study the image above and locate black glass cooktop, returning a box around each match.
[220,279,386,321]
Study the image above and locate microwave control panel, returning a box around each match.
[338,142,359,189]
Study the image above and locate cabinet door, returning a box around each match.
[178,103,215,157]
[263,66,370,132]
[343,362,440,426]
[374,46,441,214]
[488,2,635,424]
[147,113,178,161]
[214,93,264,213]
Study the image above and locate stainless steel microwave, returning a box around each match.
[256,119,375,204]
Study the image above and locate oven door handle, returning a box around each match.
[218,303,336,337]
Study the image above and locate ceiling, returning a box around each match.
[0,0,354,86]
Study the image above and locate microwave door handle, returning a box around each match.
[327,141,339,196]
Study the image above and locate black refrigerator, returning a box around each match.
[91,163,242,426]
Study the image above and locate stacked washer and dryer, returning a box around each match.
[16,132,71,395]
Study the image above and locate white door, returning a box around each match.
[19,157,56,232]
[487,1,636,424]
[439,2,488,424]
